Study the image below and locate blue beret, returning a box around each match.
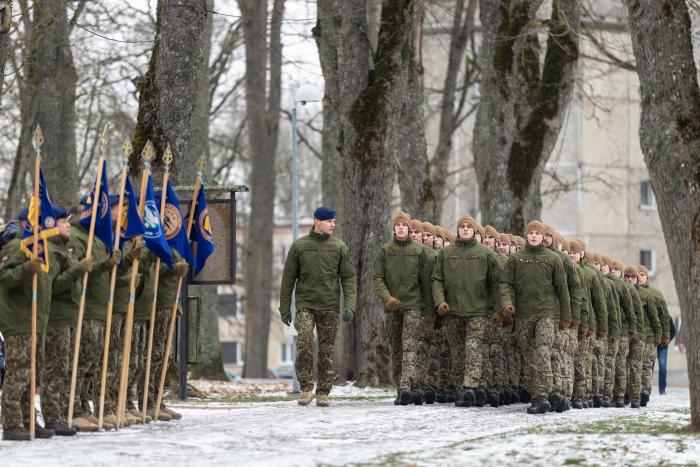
[17,207,29,221]
[54,207,69,219]
[313,206,336,221]
[79,194,89,205]
[108,194,121,206]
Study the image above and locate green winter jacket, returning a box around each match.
[373,237,432,315]
[47,235,85,328]
[500,243,571,321]
[610,275,637,334]
[69,221,112,322]
[581,261,608,334]
[279,229,357,314]
[641,283,671,340]
[602,275,621,338]
[0,238,52,336]
[636,284,662,343]
[157,250,182,311]
[432,237,501,318]
[574,263,590,331]
[423,244,438,313]
[549,246,582,322]
[627,283,645,336]
[134,251,157,321]
[112,237,140,315]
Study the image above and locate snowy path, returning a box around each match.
[0,388,697,466]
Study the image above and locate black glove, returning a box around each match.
[281,309,292,326]
[342,308,354,322]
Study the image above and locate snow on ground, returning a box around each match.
[0,386,697,466]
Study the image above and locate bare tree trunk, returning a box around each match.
[430,0,477,222]
[396,0,433,220]
[342,0,415,385]
[623,0,700,431]
[239,0,284,378]
[0,2,10,103]
[472,0,579,233]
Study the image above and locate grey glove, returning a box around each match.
[342,308,354,322]
[281,309,292,326]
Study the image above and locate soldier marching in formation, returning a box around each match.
[280,208,671,416]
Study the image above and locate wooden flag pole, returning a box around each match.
[154,155,205,420]
[97,132,127,430]
[67,125,109,427]
[28,125,43,439]
[116,142,163,427]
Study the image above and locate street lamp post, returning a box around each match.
[289,84,322,394]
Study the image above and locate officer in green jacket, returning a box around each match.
[374,213,431,406]
[634,265,661,407]
[501,220,570,414]
[279,206,357,407]
[609,259,637,407]
[597,254,622,408]
[623,266,650,408]
[495,233,520,405]
[0,213,52,441]
[433,214,501,408]
[567,239,592,409]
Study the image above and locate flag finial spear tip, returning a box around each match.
[142,140,154,162]
[163,144,173,166]
[32,125,44,152]
[100,124,110,147]
[197,153,207,172]
[122,140,133,158]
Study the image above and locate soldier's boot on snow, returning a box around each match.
[103,414,121,429]
[424,389,436,404]
[2,426,31,441]
[640,391,650,407]
[518,387,531,404]
[487,391,500,408]
[588,396,595,408]
[316,395,330,407]
[593,395,605,408]
[147,408,172,421]
[603,397,611,408]
[582,398,589,409]
[456,388,476,407]
[624,393,630,405]
[399,389,412,406]
[571,398,584,409]
[71,416,99,432]
[130,409,152,423]
[393,391,400,405]
[510,389,520,404]
[297,391,314,406]
[45,421,77,436]
[446,392,457,403]
[630,400,641,409]
[435,391,446,403]
[125,410,142,425]
[412,392,424,405]
[32,424,55,439]
[548,393,564,413]
[474,388,487,407]
[527,397,551,415]
[161,406,182,420]
[613,396,625,408]
[563,398,571,411]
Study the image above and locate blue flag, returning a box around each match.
[20,167,59,272]
[158,180,194,266]
[190,185,214,275]
[142,175,173,269]
[120,175,146,242]
[79,163,113,255]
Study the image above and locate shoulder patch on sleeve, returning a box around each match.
[2,255,8,262]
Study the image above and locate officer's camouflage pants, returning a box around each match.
[437,319,451,393]
[573,331,590,399]
[613,336,630,397]
[295,308,339,395]
[445,315,489,390]
[564,328,578,398]
[76,319,105,418]
[42,326,72,424]
[148,308,173,406]
[129,321,147,411]
[517,316,556,400]
[105,312,126,414]
[1,334,32,429]
[489,322,507,393]
[584,334,594,396]
[508,322,521,389]
[626,338,645,403]
[416,317,442,394]
[551,329,566,394]
[603,338,619,399]
[642,341,656,394]
[385,309,421,392]
[591,337,607,396]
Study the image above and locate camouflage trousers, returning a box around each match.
[603,338,619,399]
[517,316,556,400]
[437,319,451,392]
[591,338,607,396]
[385,309,421,392]
[584,335,594,396]
[295,308,339,395]
[488,322,508,393]
[626,338,645,403]
[563,328,578,398]
[613,336,630,398]
[129,321,148,411]
[573,331,591,399]
[76,319,105,418]
[147,308,173,406]
[42,326,72,424]
[505,323,520,389]
[104,312,126,415]
[445,315,490,390]
[0,334,32,429]
[416,317,444,394]
[551,329,567,394]
[642,341,656,394]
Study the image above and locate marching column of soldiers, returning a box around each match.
[281,207,669,414]
[0,196,187,441]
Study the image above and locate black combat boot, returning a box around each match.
[500,390,509,406]
[603,397,611,408]
[640,391,649,407]
[613,396,625,408]
[518,387,531,404]
[424,389,436,404]
[32,424,55,439]
[593,395,604,408]
[624,393,630,406]
[474,388,487,407]
[526,397,551,414]
[487,391,500,408]
[435,391,447,404]
[457,388,476,407]
[2,426,31,441]
[510,389,520,404]
[562,398,571,411]
[571,398,583,409]
[412,392,423,405]
[399,389,412,406]
[630,400,640,409]
[446,392,457,403]
[45,421,77,436]
[548,393,565,413]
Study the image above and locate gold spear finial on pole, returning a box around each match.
[163,144,173,169]
[142,140,154,165]
[32,125,44,154]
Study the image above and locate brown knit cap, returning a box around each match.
[542,223,556,237]
[588,252,600,264]
[624,265,640,277]
[574,238,587,251]
[456,214,478,231]
[514,236,525,248]
[392,211,411,226]
[525,220,546,235]
[446,231,456,243]
[484,225,499,239]
[434,226,447,240]
[474,222,485,239]
[561,238,571,252]
[552,231,564,249]
[497,233,510,244]
[611,259,623,271]
[600,254,613,268]
[408,219,424,233]
[421,221,436,235]
[638,264,649,275]
[569,240,584,255]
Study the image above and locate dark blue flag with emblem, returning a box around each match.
[158,180,194,266]
[143,175,173,268]
[20,167,59,272]
[120,175,146,243]
[79,164,113,255]
[190,185,214,275]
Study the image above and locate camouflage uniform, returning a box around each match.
[626,339,645,403]
[591,338,607,397]
[516,316,558,399]
[75,319,105,418]
[613,336,630,398]
[295,309,339,394]
[42,327,72,424]
[0,334,32,429]
[128,321,147,411]
[105,312,126,415]
[604,338,619,401]
[642,342,656,394]
[416,317,443,393]
[147,308,172,406]
[385,309,422,391]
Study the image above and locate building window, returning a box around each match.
[219,293,245,319]
[221,341,244,365]
[640,180,656,210]
[279,342,295,365]
[640,249,656,276]
[235,294,245,318]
